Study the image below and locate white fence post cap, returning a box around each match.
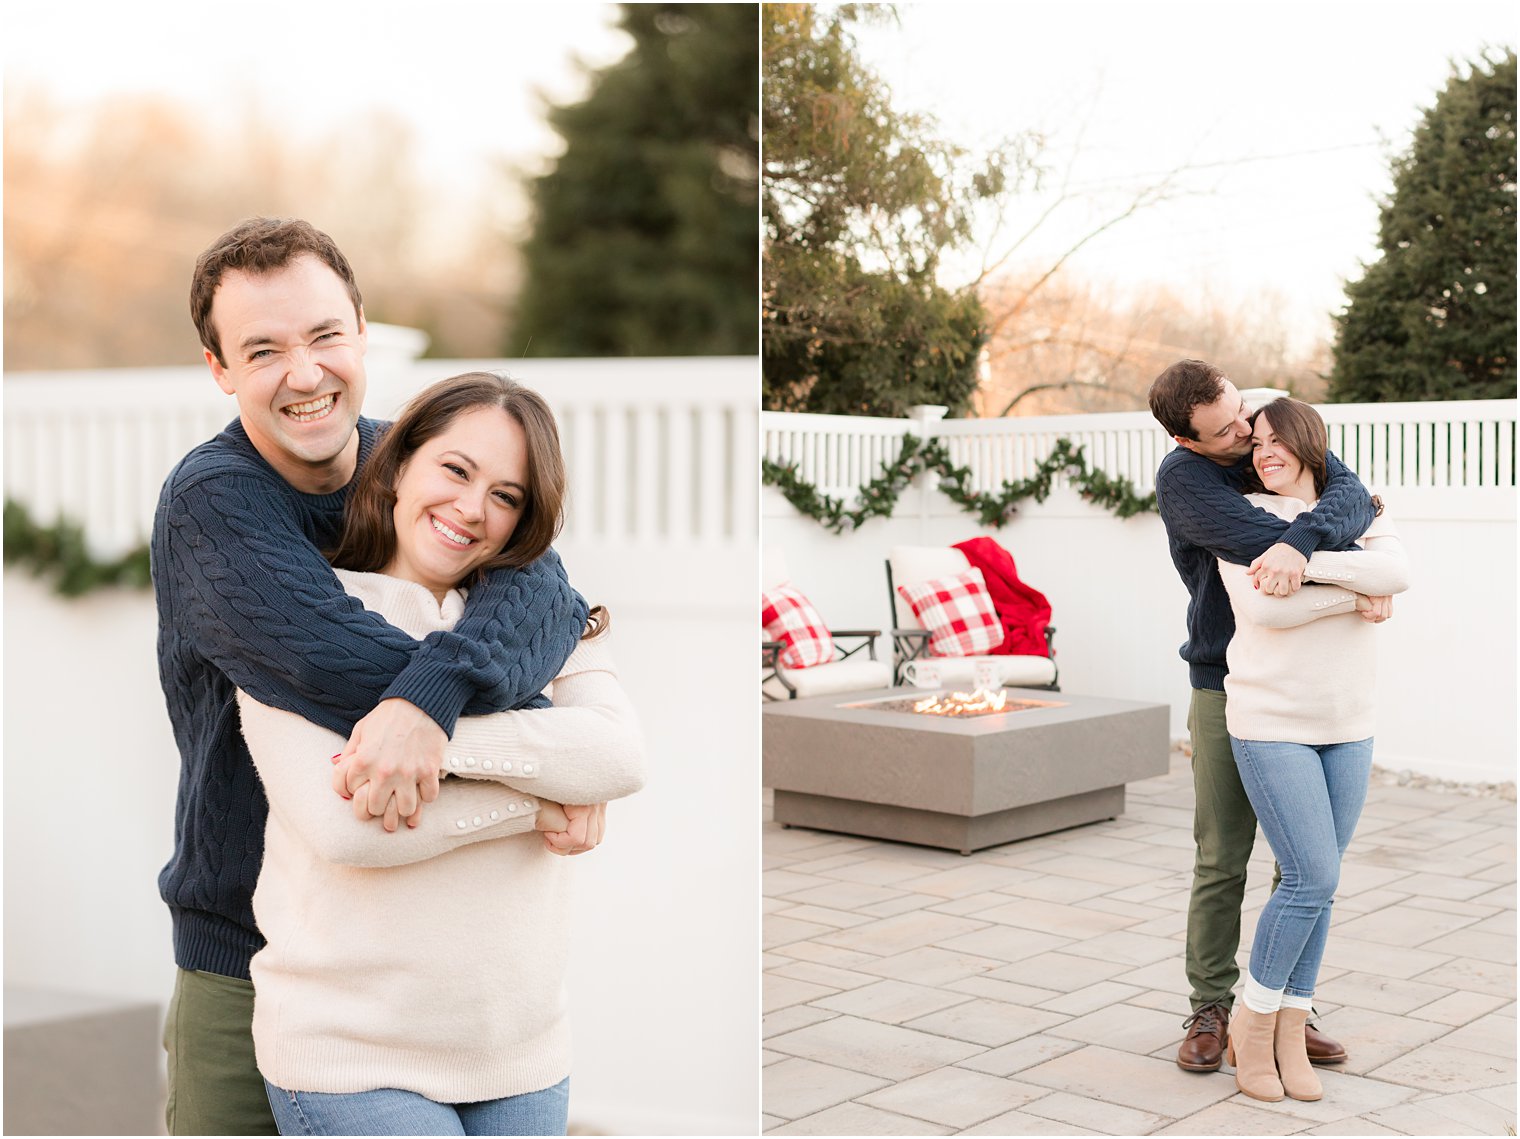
[1239,386,1291,407]
[365,322,431,362]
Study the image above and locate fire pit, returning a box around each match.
[849,688,1066,719]
[764,685,1169,854]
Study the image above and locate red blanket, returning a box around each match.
[953,537,1052,657]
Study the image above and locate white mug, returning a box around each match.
[974,661,1001,692]
[903,660,941,689]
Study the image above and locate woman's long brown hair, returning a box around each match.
[330,370,608,637]
[1242,398,1382,515]
[1242,398,1330,497]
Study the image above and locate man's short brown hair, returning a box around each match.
[190,218,363,365]
[1148,359,1228,440]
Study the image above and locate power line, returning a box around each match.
[1053,140,1386,194]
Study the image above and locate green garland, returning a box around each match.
[762,435,1157,533]
[761,434,930,533]
[3,499,152,597]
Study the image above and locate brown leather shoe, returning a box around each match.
[1304,1018,1347,1065]
[1177,1002,1230,1071]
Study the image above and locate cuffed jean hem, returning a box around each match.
[1242,972,1284,1014]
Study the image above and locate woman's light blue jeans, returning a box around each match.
[1229,736,1373,1001]
[264,1077,568,1136]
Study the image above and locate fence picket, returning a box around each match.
[1500,418,1515,489]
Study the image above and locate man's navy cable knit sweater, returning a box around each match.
[1154,447,1375,692]
[152,417,588,980]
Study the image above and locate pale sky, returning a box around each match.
[851,0,1515,350]
[7,1,1512,352]
[4,1,634,244]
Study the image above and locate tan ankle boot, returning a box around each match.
[1226,1005,1284,1101]
[1274,1008,1323,1101]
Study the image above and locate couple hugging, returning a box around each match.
[156,217,645,1136]
[1150,359,1409,1104]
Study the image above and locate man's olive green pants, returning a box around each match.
[164,968,278,1135]
[1185,687,1273,1012]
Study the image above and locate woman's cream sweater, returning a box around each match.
[1221,495,1409,745]
[241,569,644,1102]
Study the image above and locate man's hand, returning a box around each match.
[1249,542,1308,597]
[1354,594,1394,623]
[541,802,607,856]
[332,698,444,830]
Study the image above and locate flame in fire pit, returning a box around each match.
[913,687,1009,717]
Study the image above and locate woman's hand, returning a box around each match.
[1355,594,1394,622]
[539,802,608,856]
[535,798,571,832]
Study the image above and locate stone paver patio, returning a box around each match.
[762,749,1516,1135]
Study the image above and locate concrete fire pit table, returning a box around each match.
[763,686,1170,855]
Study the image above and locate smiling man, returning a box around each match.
[154,218,589,1134]
[199,250,368,493]
[1147,359,1376,1079]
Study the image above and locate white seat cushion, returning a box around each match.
[763,657,893,701]
[901,655,1057,689]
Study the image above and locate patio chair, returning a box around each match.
[762,549,892,700]
[886,545,1058,690]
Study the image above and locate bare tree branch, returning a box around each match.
[994,379,1116,417]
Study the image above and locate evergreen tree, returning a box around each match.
[763,5,1018,417]
[1329,51,1516,402]
[510,4,758,357]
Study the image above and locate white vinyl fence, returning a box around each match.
[765,397,1518,498]
[6,346,757,615]
[763,397,1518,785]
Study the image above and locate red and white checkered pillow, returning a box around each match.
[896,569,1002,657]
[761,582,838,669]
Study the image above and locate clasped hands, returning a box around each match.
[330,698,604,854]
[1248,542,1391,623]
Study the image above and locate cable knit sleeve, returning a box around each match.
[1219,508,1408,628]
[1158,460,1302,566]
[434,638,646,805]
[391,549,590,733]
[169,472,428,736]
[238,692,542,868]
[166,468,587,738]
[1281,452,1378,558]
[1157,451,1375,566]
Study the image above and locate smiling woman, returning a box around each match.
[241,370,635,1135]
[386,407,529,601]
[329,372,572,590]
[1216,397,1408,1103]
